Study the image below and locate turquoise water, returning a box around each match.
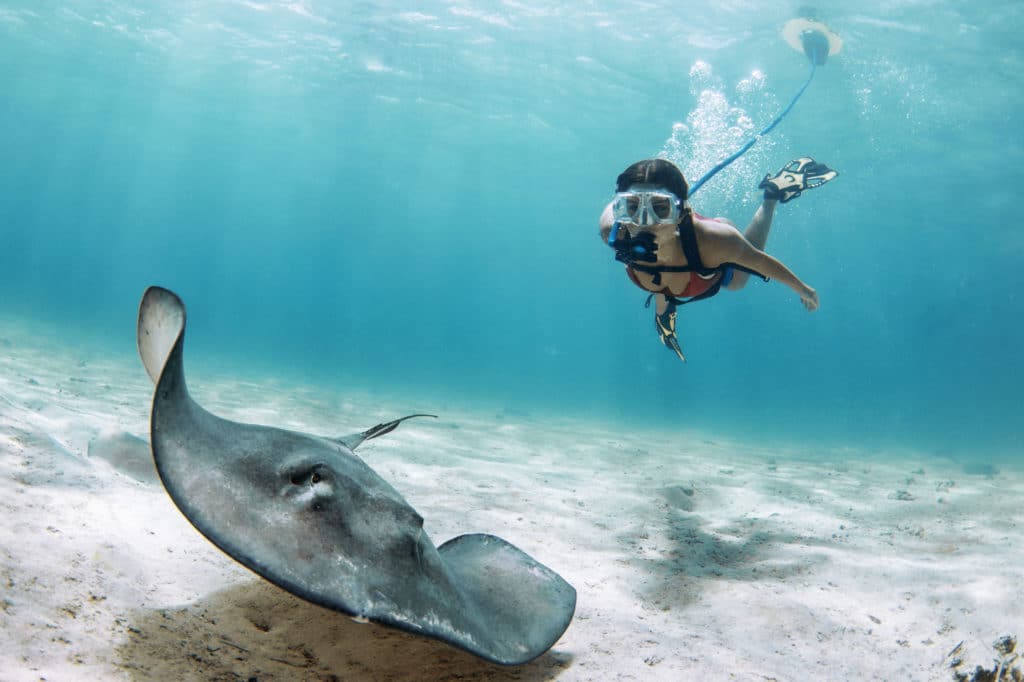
[1,2,1021,457]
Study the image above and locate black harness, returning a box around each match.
[610,209,768,306]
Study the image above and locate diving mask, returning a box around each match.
[611,188,683,226]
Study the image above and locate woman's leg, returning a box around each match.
[725,199,777,290]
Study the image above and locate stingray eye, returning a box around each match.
[287,464,326,487]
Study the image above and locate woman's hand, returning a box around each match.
[800,286,819,311]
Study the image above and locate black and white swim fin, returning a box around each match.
[655,301,687,363]
[759,157,838,203]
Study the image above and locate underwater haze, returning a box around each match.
[1,1,1021,459]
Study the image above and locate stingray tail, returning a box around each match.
[337,414,438,451]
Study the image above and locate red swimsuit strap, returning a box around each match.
[625,263,719,298]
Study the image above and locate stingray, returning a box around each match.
[136,286,576,665]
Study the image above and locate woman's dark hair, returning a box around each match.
[615,159,688,201]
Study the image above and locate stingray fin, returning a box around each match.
[137,286,187,385]
[336,413,438,450]
[437,533,577,664]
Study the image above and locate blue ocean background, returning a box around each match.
[1,1,1021,460]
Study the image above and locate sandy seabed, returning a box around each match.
[1,319,1021,682]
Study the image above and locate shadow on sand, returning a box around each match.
[115,579,573,681]
[617,482,834,610]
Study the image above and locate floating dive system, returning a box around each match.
[686,17,843,198]
[782,18,843,66]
